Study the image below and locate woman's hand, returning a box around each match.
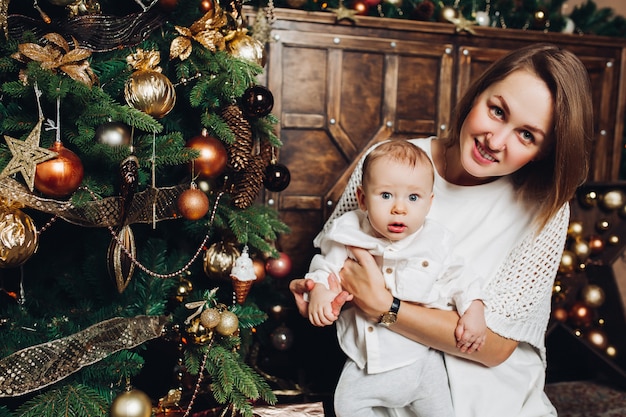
[340,246,394,319]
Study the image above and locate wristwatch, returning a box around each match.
[378,297,401,327]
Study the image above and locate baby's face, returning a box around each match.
[357,158,434,241]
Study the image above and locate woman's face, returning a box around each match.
[457,69,553,184]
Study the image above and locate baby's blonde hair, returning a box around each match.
[361,140,434,190]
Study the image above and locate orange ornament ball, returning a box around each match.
[552,307,568,323]
[199,0,213,12]
[186,132,228,179]
[177,188,209,220]
[253,258,266,282]
[34,141,84,198]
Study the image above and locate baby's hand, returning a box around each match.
[455,300,486,353]
[308,283,342,327]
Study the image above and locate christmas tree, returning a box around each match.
[0,0,292,416]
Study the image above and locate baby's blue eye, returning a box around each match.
[381,192,392,199]
[409,194,419,202]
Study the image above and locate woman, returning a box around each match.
[290,43,593,416]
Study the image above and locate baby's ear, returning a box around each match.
[356,186,367,211]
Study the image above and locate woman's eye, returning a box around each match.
[409,194,419,202]
[521,130,535,142]
[381,192,391,199]
[491,106,504,119]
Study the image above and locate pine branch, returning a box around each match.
[16,384,108,417]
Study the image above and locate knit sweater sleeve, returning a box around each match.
[483,203,570,362]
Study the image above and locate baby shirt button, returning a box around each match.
[421,260,429,268]
[385,267,393,274]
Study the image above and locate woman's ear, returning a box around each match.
[356,186,367,211]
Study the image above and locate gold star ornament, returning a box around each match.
[327,0,358,23]
[0,119,58,191]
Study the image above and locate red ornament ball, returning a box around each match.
[177,188,209,220]
[158,0,179,11]
[241,85,274,118]
[34,141,84,198]
[568,301,594,328]
[265,252,292,279]
[186,132,228,179]
[264,163,291,192]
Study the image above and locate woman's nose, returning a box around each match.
[485,130,508,151]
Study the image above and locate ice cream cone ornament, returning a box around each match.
[231,245,256,303]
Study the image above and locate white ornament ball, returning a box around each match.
[475,11,490,27]
[562,17,575,34]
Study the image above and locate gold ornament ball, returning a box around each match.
[567,221,584,238]
[572,238,590,262]
[579,191,598,208]
[607,345,618,357]
[600,190,625,211]
[200,308,221,329]
[186,317,212,344]
[177,188,209,220]
[203,242,241,279]
[110,389,152,417]
[586,328,609,350]
[125,70,176,118]
[558,250,576,274]
[596,219,610,232]
[175,278,193,302]
[0,207,39,268]
[439,5,458,22]
[226,32,266,67]
[216,310,239,336]
[581,284,606,308]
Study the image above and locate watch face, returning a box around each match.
[379,312,397,327]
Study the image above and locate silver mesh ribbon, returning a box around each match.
[0,315,168,397]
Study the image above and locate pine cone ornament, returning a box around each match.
[230,135,272,209]
[221,104,253,171]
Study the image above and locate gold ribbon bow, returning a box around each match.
[12,33,98,86]
[126,48,162,72]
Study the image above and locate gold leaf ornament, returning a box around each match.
[12,33,98,86]
[169,4,229,60]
